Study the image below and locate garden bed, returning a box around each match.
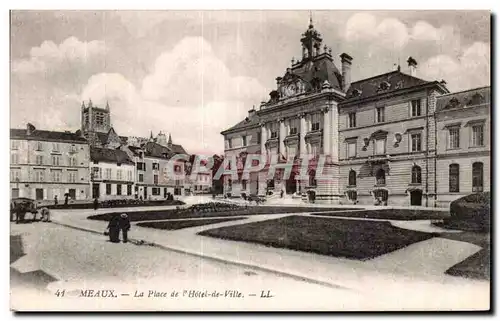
[198,215,436,260]
[48,199,185,210]
[445,248,490,280]
[136,217,247,230]
[311,209,450,221]
[87,206,360,222]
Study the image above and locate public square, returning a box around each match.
[10,196,490,311]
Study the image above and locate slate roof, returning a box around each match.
[170,143,187,155]
[342,71,435,104]
[220,113,260,134]
[291,55,343,91]
[143,141,173,158]
[90,147,134,165]
[436,86,490,112]
[10,128,87,143]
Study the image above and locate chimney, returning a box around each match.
[407,56,418,77]
[26,123,36,135]
[340,53,353,92]
[248,106,256,118]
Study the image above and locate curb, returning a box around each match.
[51,220,352,292]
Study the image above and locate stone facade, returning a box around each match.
[221,19,490,207]
[10,124,90,203]
[435,86,491,207]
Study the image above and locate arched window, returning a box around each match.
[348,170,357,186]
[472,162,484,192]
[449,164,460,192]
[309,170,317,187]
[376,169,386,185]
[411,165,422,184]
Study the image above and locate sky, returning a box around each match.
[10,10,491,154]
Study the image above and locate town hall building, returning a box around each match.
[221,18,490,207]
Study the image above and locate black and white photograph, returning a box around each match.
[8,8,491,312]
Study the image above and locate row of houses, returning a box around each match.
[10,101,212,203]
[221,19,490,208]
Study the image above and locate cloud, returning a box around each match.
[12,36,107,75]
[140,37,267,106]
[79,37,266,154]
[419,42,490,91]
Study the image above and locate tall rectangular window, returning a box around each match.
[347,142,356,158]
[242,135,247,146]
[117,169,122,180]
[152,163,159,170]
[289,118,299,135]
[11,140,19,150]
[411,133,422,152]
[472,162,484,192]
[471,124,484,147]
[51,170,62,182]
[117,184,122,195]
[52,143,60,152]
[411,99,421,117]
[105,168,112,180]
[127,185,132,195]
[139,173,144,182]
[52,155,60,166]
[311,114,321,131]
[257,132,261,144]
[10,169,20,182]
[375,139,386,155]
[36,155,43,165]
[68,170,77,183]
[154,174,159,185]
[127,170,132,181]
[106,184,112,195]
[348,113,356,128]
[448,127,460,149]
[35,170,45,182]
[11,153,19,164]
[376,107,385,123]
[36,142,44,151]
[449,164,460,192]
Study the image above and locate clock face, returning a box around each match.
[284,84,296,97]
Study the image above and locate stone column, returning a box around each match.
[260,123,267,155]
[299,113,307,158]
[279,118,286,157]
[329,101,338,162]
[322,107,331,156]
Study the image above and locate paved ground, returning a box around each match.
[10,223,384,312]
[11,201,491,311]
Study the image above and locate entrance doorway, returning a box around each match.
[92,184,100,199]
[143,187,148,200]
[68,189,76,200]
[35,188,44,200]
[285,171,297,194]
[410,190,423,206]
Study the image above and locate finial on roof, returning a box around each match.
[150,130,153,140]
[309,11,313,28]
[88,99,93,107]
[81,101,85,108]
[105,100,110,110]
[291,57,295,65]
[168,133,172,147]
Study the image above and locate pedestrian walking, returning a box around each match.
[106,214,120,243]
[54,195,58,206]
[15,203,25,224]
[64,193,69,206]
[280,190,284,198]
[119,213,131,243]
[93,197,99,211]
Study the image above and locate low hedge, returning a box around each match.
[47,199,185,210]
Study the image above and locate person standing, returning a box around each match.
[64,194,69,206]
[106,214,120,243]
[119,214,131,243]
[54,195,58,206]
[93,197,99,211]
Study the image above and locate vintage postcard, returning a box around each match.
[9,9,491,312]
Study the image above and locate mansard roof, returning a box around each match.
[220,113,261,135]
[290,55,343,91]
[342,70,436,104]
[10,128,87,143]
[90,147,134,165]
[436,86,490,112]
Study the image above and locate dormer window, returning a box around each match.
[378,81,391,91]
[351,89,362,98]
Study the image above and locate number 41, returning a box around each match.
[55,289,65,297]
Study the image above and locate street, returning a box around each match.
[10,222,380,311]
